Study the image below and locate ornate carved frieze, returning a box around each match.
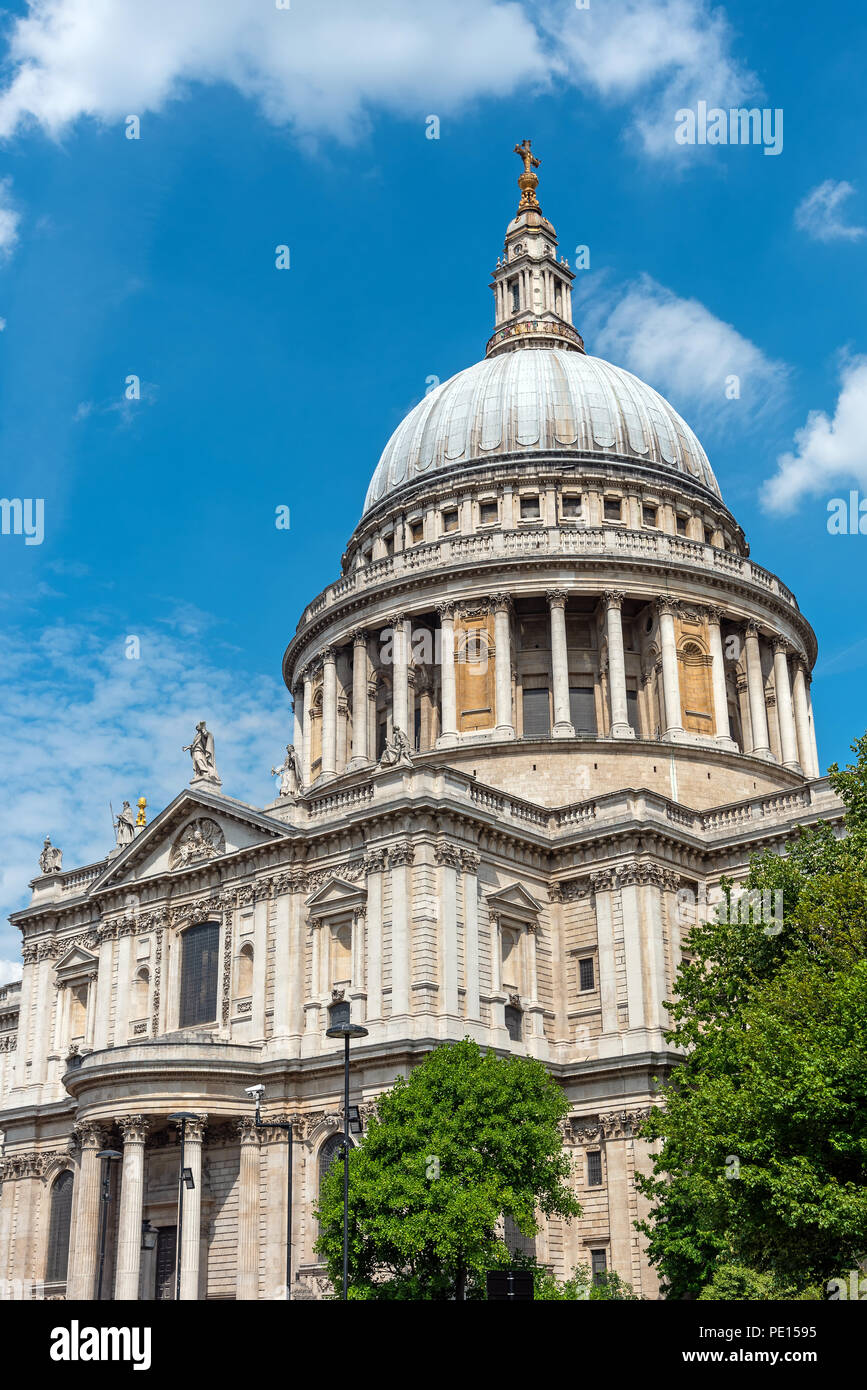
[0,1147,74,1181]
[434,843,463,870]
[169,817,226,871]
[568,1107,654,1143]
[0,1036,16,1052]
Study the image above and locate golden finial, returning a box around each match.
[136,797,147,828]
[514,138,541,210]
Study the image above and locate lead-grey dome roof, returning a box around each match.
[363,348,720,514]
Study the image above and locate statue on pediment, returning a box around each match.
[39,836,63,874]
[271,743,302,799]
[184,721,220,784]
[114,800,136,848]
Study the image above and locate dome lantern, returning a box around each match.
[486,140,585,359]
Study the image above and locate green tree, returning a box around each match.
[534,1263,641,1300]
[315,1038,581,1299]
[637,734,867,1299]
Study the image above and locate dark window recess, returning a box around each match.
[510,281,520,313]
[410,521,424,545]
[626,687,640,733]
[328,1000,350,1030]
[442,509,459,533]
[591,1249,608,1285]
[561,494,582,518]
[704,526,713,546]
[155,1227,177,1301]
[587,1151,603,1186]
[179,921,220,1028]
[604,498,622,521]
[504,1005,523,1041]
[520,495,540,520]
[579,957,595,992]
[45,1171,75,1283]
[376,720,388,760]
[479,500,499,524]
[569,686,597,733]
[319,1133,347,1192]
[414,704,422,751]
[503,1213,536,1258]
[643,505,658,526]
[676,514,687,536]
[522,688,551,738]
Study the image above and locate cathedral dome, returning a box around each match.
[362,348,721,517]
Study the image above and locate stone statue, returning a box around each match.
[379,726,413,770]
[183,721,220,783]
[114,800,136,848]
[39,836,62,874]
[271,744,302,799]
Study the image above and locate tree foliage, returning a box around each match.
[637,733,867,1299]
[315,1038,580,1299]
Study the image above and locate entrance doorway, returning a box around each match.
[155,1226,177,1301]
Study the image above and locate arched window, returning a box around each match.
[133,966,150,1020]
[318,1132,347,1190]
[179,922,220,1028]
[236,943,254,997]
[504,1004,523,1042]
[45,1170,75,1283]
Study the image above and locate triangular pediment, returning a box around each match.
[55,945,98,978]
[485,881,542,922]
[87,787,294,895]
[305,877,366,919]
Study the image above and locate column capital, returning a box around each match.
[602,589,625,610]
[743,620,760,639]
[173,1114,208,1143]
[490,592,513,614]
[436,602,455,621]
[74,1120,109,1151]
[704,604,725,624]
[384,611,406,629]
[235,1117,261,1146]
[349,627,368,647]
[655,595,679,617]
[117,1115,152,1145]
[320,645,337,666]
[546,588,569,609]
[773,636,792,656]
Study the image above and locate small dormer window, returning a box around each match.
[442,508,459,534]
[520,495,540,520]
[643,504,658,527]
[676,514,688,536]
[479,500,498,525]
[409,520,424,545]
[604,498,622,522]
[562,494,581,519]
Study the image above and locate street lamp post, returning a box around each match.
[167,1112,200,1302]
[324,1020,368,1301]
[247,1087,294,1299]
[95,1149,122,1301]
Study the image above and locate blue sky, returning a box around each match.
[0,0,865,973]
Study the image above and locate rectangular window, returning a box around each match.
[479,500,499,525]
[409,520,424,545]
[643,504,658,527]
[384,533,394,556]
[604,497,622,522]
[676,514,687,536]
[590,1249,608,1285]
[179,922,220,1028]
[510,280,520,313]
[579,957,595,992]
[569,686,597,734]
[626,686,640,734]
[587,1151,603,1186]
[504,1005,523,1041]
[561,493,582,519]
[704,526,714,546]
[522,687,551,737]
[520,495,540,520]
[442,509,459,533]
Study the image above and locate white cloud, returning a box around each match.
[0,611,292,963]
[0,0,550,141]
[0,960,22,986]
[576,272,787,433]
[0,177,20,258]
[761,358,867,514]
[794,180,865,243]
[547,0,760,156]
[0,0,755,160]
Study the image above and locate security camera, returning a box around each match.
[245,1084,265,1101]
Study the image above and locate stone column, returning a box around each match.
[179,1116,206,1301]
[390,844,413,1019]
[805,676,821,778]
[292,682,304,774]
[656,598,683,737]
[13,953,35,1088]
[390,614,410,739]
[706,607,734,745]
[792,660,818,778]
[348,630,370,768]
[236,1119,260,1301]
[773,640,801,771]
[437,603,458,747]
[365,849,385,1020]
[252,889,268,1040]
[492,595,515,738]
[321,648,337,777]
[115,1115,150,1300]
[66,1120,107,1300]
[462,851,481,1022]
[744,623,772,758]
[548,590,575,738]
[436,846,460,1017]
[301,666,313,786]
[604,591,635,738]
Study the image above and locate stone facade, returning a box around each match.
[0,157,843,1300]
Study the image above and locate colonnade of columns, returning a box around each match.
[289,593,820,783]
